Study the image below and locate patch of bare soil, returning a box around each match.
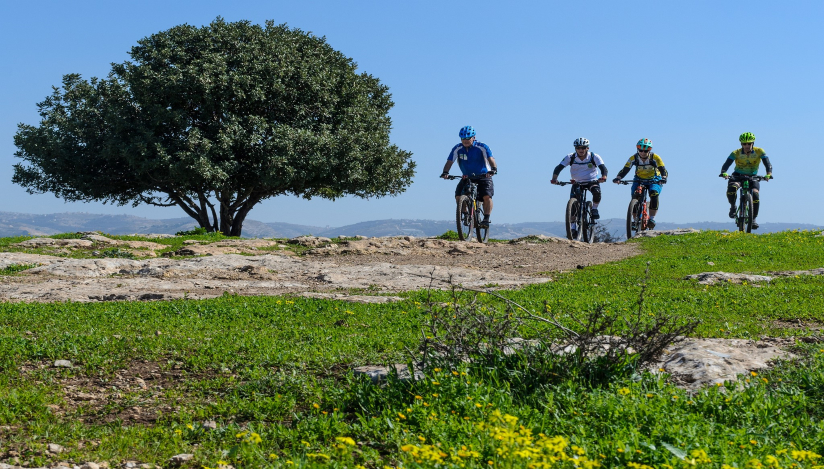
[20,360,217,426]
[0,236,639,303]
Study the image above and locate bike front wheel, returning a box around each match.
[565,198,580,240]
[738,193,753,233]
[456,196,475,241]
[582,201,595,244]
[626,199,641,239]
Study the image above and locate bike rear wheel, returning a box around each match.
[565,198,580,240]
[739,192,754,233]
[582,201,595,244]
[626,199,641,239]
[475,204,489,243]
[456,196,475,241]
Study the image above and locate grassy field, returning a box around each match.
[0,230,823,468]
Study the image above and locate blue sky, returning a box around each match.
[2,0,823,227]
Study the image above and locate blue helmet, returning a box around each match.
[459,125,476,139]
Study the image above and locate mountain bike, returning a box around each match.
[445,175,489,243]
[618,179,665,239]
[721,174,770,233]
[556,181,598,243]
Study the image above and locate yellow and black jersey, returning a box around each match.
[617,153,667,180]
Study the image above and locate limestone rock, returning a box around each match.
[353,364,424,383]
[17,238,93,248]
[288,236,332,246]
[47,443,65,453]
[685,271,773,285]
[657,338,794,391]
[634,228,700,238]
[167,454,194,466]
[54,360,73,368]
[299,292,404,303]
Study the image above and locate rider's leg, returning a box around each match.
[589,184,602,219]
[455,179,467,211]
[752,189,760,219]
[482,196,492,220]
[649,185,661,218]
[590,184,602,208]
[726,183,737,205]
[569,185,580,230]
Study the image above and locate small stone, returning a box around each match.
[121,462,139,469]
[168,454,194,466]
[202,420,217,430]
[54,359,73,368]
[155,330,162,336]
[81,462,101,469]
[707,261,715,265]
[133,378,147,389]
[48,443,65,453]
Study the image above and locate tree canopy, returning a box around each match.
[13,18,415,236]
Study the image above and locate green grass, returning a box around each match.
[0,230,823,468]
[0,263,39,275]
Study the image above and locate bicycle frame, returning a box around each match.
[726,174,768,233]
[618,179,655,239]
[557,181,597,242]
[635,184,650,230]
[445,174,489,242]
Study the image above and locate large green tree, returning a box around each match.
[13,18,415,236]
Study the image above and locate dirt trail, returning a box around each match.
[0,236,638,303]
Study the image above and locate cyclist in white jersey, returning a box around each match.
[551,138,608,235]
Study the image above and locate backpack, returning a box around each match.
[634,152,660,169]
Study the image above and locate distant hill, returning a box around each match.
[0,211,820,240]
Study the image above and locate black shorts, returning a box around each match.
[455,177,494,199]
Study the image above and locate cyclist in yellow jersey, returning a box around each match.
[719,132,773,230]
[613,138,668,229]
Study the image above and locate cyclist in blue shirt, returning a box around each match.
[441,125,497,228]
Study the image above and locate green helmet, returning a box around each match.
[739,132,756,143]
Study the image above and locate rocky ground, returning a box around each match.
[0,234,638,303]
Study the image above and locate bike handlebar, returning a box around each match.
[554,180,601,187]
[720,174,772,181]
[615,179,666,185]
[442,173,488,180]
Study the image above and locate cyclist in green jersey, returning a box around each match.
[719,132,773,230]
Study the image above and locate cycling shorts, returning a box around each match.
[455,177,494,199]
[631,178,663,196]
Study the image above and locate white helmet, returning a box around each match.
[573,137,590,148]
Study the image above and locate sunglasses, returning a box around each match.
[638,149,651,153]
[575,147,589,150]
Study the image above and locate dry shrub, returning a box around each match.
[415,263,699,384]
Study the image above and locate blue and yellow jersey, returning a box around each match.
[727,147,767,176]
[621,153,665,180]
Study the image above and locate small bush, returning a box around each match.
[416,263,699,388]
[0,263,39,275]
[175,227,208,236]
[100,248,135,259]
[435,230,460,240]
